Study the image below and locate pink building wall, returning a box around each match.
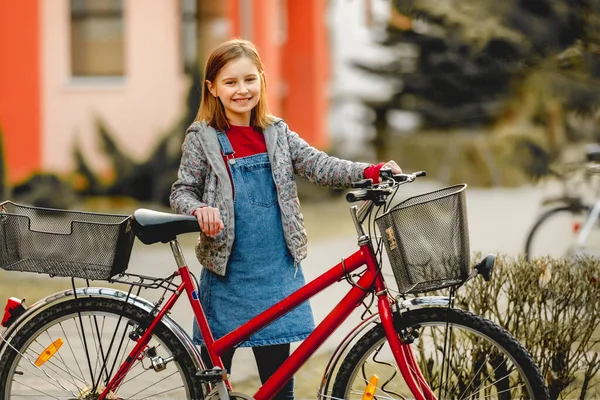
[41,0,188,175]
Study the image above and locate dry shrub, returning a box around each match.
[456,255,600,399]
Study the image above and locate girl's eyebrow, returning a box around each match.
[220,73,258,82]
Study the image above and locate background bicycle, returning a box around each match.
[524,144,600,261]
[0,172,549,399]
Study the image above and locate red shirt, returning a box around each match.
[220,125,382,192]
[223,125,267,159]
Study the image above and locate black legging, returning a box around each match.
[201,343,294,399]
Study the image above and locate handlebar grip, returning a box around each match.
[394,170,427,181]
[346,190,367,203]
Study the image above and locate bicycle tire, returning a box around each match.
[524,204,590,262]
[0,297,208,399]
[331,307,549,399]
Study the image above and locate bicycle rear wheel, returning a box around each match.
[0,297,207,399]
[331,307,549,399]
[524,205,590,262]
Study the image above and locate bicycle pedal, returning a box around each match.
[195,367,229,382]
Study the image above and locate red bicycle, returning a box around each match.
[0,170,549,399]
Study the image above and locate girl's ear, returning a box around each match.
[206,80,217,97]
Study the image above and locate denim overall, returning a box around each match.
[193,131,315,349]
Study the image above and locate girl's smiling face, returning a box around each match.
[206,57,261,126]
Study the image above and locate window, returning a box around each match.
[70,0,124,77]
[181,0,198,74]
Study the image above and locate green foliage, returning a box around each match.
[457,255,600,399]
[375,0,600,126]
[0,123,79,209]
[358,1,600,181]
[73,118,185,206]
[12,173,78,209]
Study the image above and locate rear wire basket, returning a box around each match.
[0,201,135,280]
[375,184,470,294]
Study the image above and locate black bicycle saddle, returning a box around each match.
[131,209,200,244]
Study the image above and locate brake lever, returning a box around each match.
[380,168,394,181]
[351,179,373,189]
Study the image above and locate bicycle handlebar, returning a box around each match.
[346,170,427,204]
[381,169,427,182]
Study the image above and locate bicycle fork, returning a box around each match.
[375,288,437,400]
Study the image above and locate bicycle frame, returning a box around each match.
[100,236,435,400]
[575,200,600,250]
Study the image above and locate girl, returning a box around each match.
[170,38,401,399]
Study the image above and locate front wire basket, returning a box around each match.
[375,184,470,294]
[0,201,135,280]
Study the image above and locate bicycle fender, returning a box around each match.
[317,295,451,398]
[399,296,452,310]
[0,287,204,371]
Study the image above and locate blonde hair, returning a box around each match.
[196,39,274,131]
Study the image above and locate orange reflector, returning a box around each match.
[362,374,379,400]
[573,222,581,234]
[35,338,63,367]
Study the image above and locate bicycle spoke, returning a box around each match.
[10,378,64,399]
[87,315,106,384]
[137,384,188,400]
[25,339,86,388]
[92,313,123,390]
[456,354,507,399]
[59,321,87,389]
[126,370,185,399]
[4,342,79,397]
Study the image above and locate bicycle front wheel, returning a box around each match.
[0,297,207,399]
[331,307,549,399]
[524,205,590,262]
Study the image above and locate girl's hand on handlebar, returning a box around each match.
[194,207,224,237]
[382,160,402,174]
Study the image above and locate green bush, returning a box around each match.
[456,255,600,399]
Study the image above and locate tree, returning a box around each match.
[356,0,600,177]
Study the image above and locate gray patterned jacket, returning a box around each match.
[170,118,370,276]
